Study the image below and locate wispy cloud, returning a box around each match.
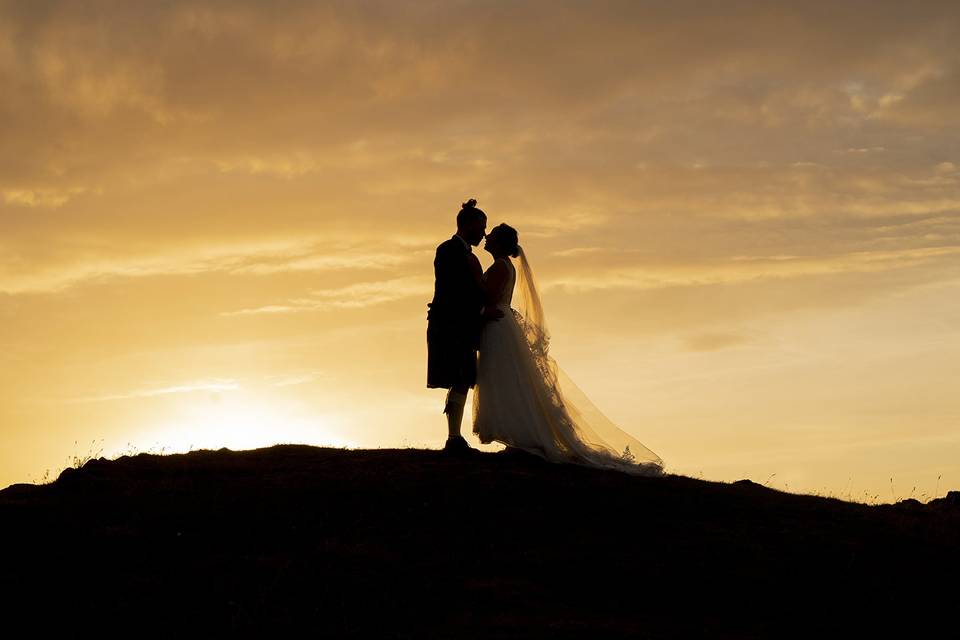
[682,332,752,352]
[227,252,412,275]
[544,245,960,292]
[262,371,324,387]
[215,153,322,179]
[222,276,430,316]
[63,378,240,403]
[3,186,99,208]
[520,211,609,238]
[0,238,414,295]
[552,247,604,258]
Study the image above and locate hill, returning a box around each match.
[1,445,957,638]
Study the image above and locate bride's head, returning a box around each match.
[483,223,520,259]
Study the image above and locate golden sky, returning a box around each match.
[2,1,958,501]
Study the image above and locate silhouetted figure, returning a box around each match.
[470,223,663,475]
[426,198,502,454]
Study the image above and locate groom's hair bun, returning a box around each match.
[457,197,485,226]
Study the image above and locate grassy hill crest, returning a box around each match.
[2,445,956,637]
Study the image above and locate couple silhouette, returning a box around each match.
[426,198,663,475]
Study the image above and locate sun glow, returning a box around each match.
[124,390,357,456]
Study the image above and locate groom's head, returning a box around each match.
[456,198,487,246]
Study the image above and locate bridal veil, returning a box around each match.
[506,246,663,475]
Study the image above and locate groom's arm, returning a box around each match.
[481,306,504,321]
[433,241,463,292]
[467,253,484,290]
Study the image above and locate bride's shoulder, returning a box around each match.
[486,257,507,271]
[484,258,509,277]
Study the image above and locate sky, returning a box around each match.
[1,0,958,502]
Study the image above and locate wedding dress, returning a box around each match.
[472,248,663,476]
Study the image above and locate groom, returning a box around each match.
[426,199,502,454]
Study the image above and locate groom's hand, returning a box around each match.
[481,307,504,321]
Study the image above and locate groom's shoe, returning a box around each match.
[443,435,476,456]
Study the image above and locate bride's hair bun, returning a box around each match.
[490,223,520,258]
[462,198,478,209]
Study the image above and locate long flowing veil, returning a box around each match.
[512,246,664,475]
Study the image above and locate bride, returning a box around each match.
[471,223,664,476]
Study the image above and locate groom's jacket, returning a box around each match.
[427,234,485,348]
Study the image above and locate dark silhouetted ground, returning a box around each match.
[1,445,957,638]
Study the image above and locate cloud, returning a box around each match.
[3,186,99,208]
[262,372,324,387]
[683,332,752,352]
[0,1,957,312]
[221,276,431,316]
[544,245,960,293]
[935,162,956,174]
[552,247,604,258]
[0,237,416,295]
[65,378,240,403]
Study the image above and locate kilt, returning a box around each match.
[426,319,478,389]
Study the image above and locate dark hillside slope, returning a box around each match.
[1,445,956,638]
